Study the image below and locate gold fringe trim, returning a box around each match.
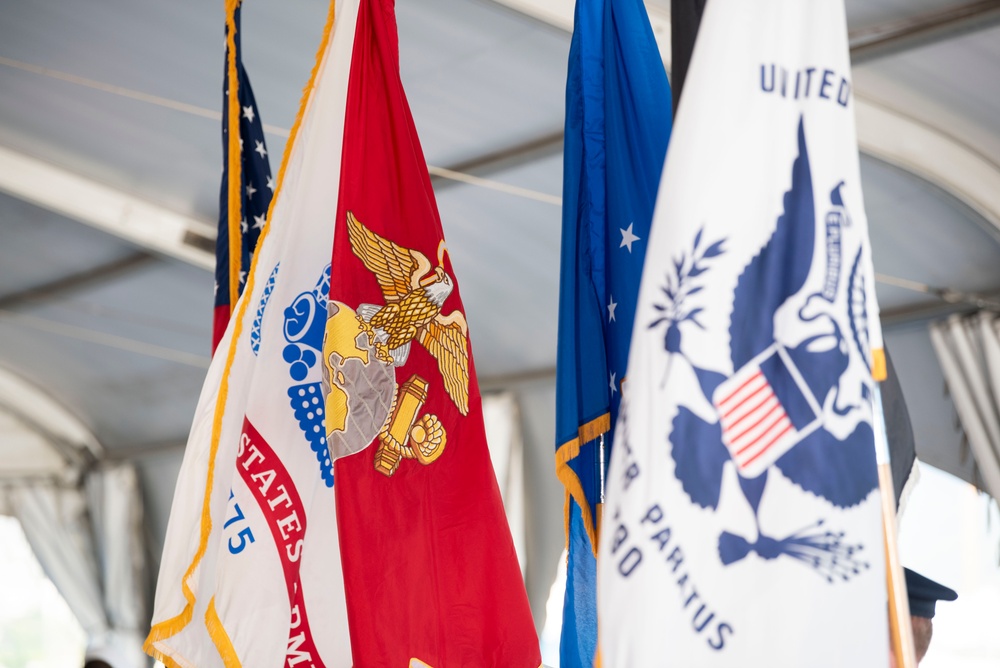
[143,637,186,668]
[206,597,242,668]
[143,601,193,662]
[872,347,887,382]
[579,413,611,445]
[144,0,339,658]
[225,0,242,315]
[554,412,610,558]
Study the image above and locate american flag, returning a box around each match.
[214,3,273,353]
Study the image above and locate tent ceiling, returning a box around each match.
[854,24,1000,163]
[0,363,100,477]
[0,409,67,476]
[1,0,999,491]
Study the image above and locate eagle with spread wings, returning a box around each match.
[345,211,471,415]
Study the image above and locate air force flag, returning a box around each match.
[597,1,890,666]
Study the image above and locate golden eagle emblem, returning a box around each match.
[346,211,470,415]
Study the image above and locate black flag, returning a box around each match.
[881,347,918,508]
[670,0,707,115]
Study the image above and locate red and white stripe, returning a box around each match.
[716,369,795,472]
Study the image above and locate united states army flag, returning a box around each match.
[146,2,359,665]
[597,1,891,666]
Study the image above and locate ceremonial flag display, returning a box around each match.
[146,0,538,665]
[555,0,671,664]
[214,1,274,354]
[597,1,890,666]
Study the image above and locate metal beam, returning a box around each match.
[881,300,979,329]
[489,0,1000,67]
[880,284,1000,327]
[480,365,556,390]
[850,1,1000,64]
[485,0,672,66]
[103,439,186,462]
[0,145,216,270]
[0,309,211,369]
[431,131,563,188]
[855,97,1000,238]
[0,365,103,463]
[0,252,154,310]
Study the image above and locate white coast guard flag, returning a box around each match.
[144,1,359,665]
[597,1,890,666]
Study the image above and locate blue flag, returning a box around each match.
[555,0,671,663]
[214,2,274,353]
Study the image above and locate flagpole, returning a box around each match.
[599,433,606,503]
[223,0,243,318]
[873,385,916,668]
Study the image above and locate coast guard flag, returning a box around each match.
[326,0,539,662]
[597,1,890,666]
[555,0,671,664]
[214,2,273,354]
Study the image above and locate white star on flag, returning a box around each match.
[619,223,640,252]
[609,371,617,395]
[266,175,275,192]
[254,140,267,158]
[240,218,248,234]
[608,295,618,322]
[246,183,256,198]
[242,105,255,122]
[253,214,266,230]
[238,270,247,285]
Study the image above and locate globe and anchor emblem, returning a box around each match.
[322,299,448,477]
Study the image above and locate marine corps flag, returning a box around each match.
[326,0,540,662]
[598,1,891,666]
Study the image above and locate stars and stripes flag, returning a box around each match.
[214,0,274,354]
[597,1,891,666]
[146,0,539,665]
[554,0,671,664]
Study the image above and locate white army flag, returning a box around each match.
[145,1,359,665]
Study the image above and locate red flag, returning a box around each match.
[327,0,541,665]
